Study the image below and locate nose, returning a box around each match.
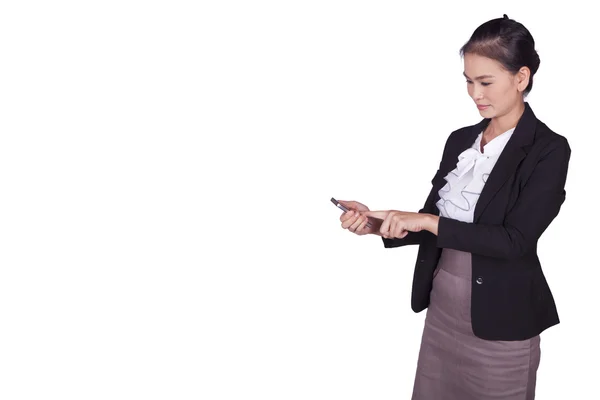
[472,88,484,101]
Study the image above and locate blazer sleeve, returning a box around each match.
[381,217,424,247]
[436,136,571,260]
[381,180,439,248]
[382,130,457,248]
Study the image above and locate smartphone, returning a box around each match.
[330,197,349,212]
[331,197,372,228]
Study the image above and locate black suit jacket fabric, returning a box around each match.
[382,102,571,341]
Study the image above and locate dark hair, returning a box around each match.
[460,14,540,95]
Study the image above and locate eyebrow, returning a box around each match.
[463,72,495,80]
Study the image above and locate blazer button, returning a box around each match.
[419,259,425,263]
[476,277,483,284]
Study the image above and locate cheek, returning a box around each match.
[499,82,517,97]
[489,85,505,100]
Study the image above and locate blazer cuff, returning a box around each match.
[382,237,400,248]
[436,216,459,249]
[381,231,422,248]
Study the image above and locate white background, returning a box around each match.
[1,1,597,399]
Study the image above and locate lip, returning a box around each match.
[477,104,490,110]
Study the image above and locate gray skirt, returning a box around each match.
[412,248,540,400]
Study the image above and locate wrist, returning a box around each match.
[424,214,440,235]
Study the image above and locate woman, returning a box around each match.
[337,15,571,400]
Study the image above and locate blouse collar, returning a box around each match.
[451,127,516,180]
[472,127,516,157]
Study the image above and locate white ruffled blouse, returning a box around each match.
[435,127,516,223]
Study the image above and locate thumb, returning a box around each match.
[362,210,388,219]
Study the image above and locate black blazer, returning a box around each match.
[383,102,571,341]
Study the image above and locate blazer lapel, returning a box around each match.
[473,102,537,222]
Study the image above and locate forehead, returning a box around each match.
[463,53,506,76]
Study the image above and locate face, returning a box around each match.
[463,53,530,118]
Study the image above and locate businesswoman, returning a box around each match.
[337,15,571,400]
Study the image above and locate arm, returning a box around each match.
[382,130,458,248]
[381,203,432,248]
[433,137,571,260]
[381,167,447,248]
[382,226,423,248]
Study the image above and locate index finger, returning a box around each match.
[362,210,387,219]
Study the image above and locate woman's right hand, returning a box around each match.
[338,200,383,236]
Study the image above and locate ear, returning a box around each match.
[516,66,531,93]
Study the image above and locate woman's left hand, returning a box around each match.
[362,210,433,239]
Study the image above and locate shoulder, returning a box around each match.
[439,123,479,154]
[448,125,475,141]
[533,120,571,157]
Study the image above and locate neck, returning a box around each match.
[485,101,525,139]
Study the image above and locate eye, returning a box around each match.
[465,80,492,86]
